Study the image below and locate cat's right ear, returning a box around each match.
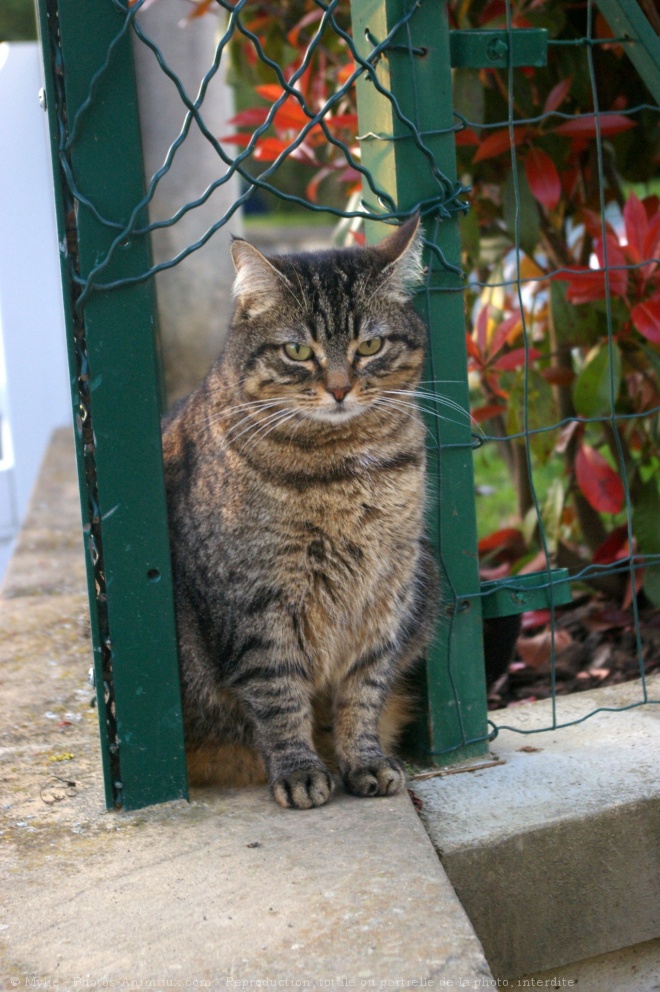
[231,239,292,317]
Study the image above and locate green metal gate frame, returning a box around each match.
[36,0,660,809]
[36,0,188,809]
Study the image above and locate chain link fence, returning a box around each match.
[36,0,660,808]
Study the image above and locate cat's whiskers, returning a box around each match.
[203,397,286,432]
[383,389,483,434]
[220,404,294,451]
[378,394,474,433]
[209,399,288,437]
[239,408,302,454]
[371,397,439,446]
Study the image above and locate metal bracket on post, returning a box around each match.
[450,29,548,69]
[36,0,188,810]
[481,568,572,620]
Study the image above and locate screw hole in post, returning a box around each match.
[147,568,161,583]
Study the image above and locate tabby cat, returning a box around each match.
[162,214,438,809]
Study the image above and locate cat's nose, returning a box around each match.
[325,374,352,403]
[328,384,352,403]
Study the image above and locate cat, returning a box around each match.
[161,214,439,809]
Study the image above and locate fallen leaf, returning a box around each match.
[516,628,573,668]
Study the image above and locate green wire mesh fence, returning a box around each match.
[36,0,660,809]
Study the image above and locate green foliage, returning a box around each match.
[572,343,622,419]
[454,0,660,601]
[632,479,660,606]
[0,0,37,41]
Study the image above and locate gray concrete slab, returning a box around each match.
[517,937,660,992]
[0,430,493,988]
[414,678,660,979]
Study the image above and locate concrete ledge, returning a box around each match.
[414,678,660,979]
[0,429,493,986]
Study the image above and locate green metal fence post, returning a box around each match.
[351,0,490,763]
[594,0,660,105]
[36,0,188,809]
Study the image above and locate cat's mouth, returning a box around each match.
[303,399,366,424]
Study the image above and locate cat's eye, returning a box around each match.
[356,336,384,357]
[283,342,313,362]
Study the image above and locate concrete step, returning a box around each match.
[0,429,493,986]
[414,674,660,981]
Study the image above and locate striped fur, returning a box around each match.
[162,217,438,809]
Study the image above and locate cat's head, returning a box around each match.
[224,216,427,426]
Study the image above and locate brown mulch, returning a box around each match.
[487,596,660,710]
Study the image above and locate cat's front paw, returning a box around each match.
[342,756,406,798]
[271,765,335,810]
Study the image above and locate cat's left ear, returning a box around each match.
[372,213,424,302]
[230,238,293,316]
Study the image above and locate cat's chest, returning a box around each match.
[272,473,422,644]
[278,469,423,571]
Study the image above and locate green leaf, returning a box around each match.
[542,476,566,553]
[453,68,485,127]
[503,169,540,260]
[550,281,601,348]
[459,207,480,267]
[633,479,660,607]
[639,343,660,385]
[572,343,622,418]
[506,369,555,464]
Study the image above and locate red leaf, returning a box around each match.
[623,192,648,264]
[575,444,624,515]
[489,312,523,360]
[491,346,542,371]
[475,305,489,355]
[274,104,313,131]
[631,298,660,344]
[541,366,576,386]
[642,212,660,278]
[252,137,291,161]
[525,147,561,210]
[521,609,551,632]
[219,133,252,147]
[255,84,286,103]
[455,128,480,147]
[474,127,527,163]
[581,207,616,241]
[543,77,572,116]
[325,113,358,130]
[563,254,627,303]
[471,403,507,423]
[593,525,629,565]
[553,114,635,138]
[465,332,482,362]
[478,527,526,557]
[227,108,270,129]
[337,61,356,86]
